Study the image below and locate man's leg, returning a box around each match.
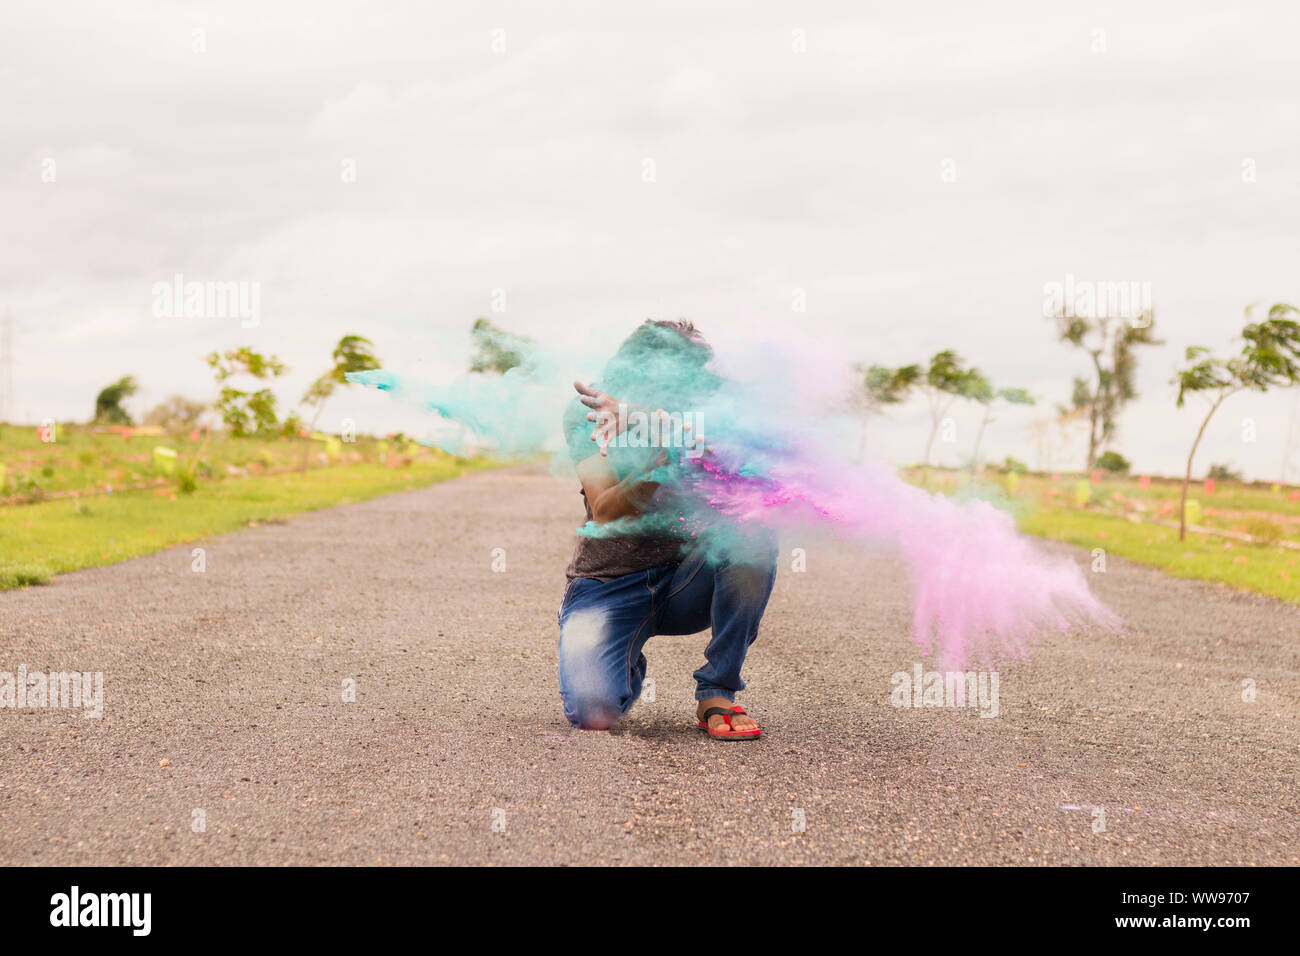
[656,540,779,730]
[557,571,660,730]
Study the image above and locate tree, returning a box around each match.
[968,382,1035,472]
[93,375,139,425]
[1172,304,1300,540]
[1049,309,1161,471]
[469,317,531,374]
[851,362,921,458]
[144,395,207,430]
[299,335,382,470]
[918,351,985,467]
[205,347,288,438]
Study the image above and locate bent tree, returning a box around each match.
[1172,304,1300,540]
[93,375,139,425]
[919,350,985,468]
[852,362,921,459]
[469,317,532,374]
[299,335,382,471]
[968,381,1035,472]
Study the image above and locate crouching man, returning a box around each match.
[556,320,777,740]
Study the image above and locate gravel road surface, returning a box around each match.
[2,463,1296,865]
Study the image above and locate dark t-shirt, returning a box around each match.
[562,395,685,581]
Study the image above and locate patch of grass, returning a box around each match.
[0,456,499,589]
[1018,507,1300,604]
[0,565,51,589]
[0,422,421,500]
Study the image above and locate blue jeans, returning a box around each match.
[556,545,778,729]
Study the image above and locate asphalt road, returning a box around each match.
[2,463,1296,865]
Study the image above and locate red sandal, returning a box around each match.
[698,705,762,740]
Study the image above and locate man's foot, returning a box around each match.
[697,696,758,734]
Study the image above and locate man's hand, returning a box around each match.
[574,380,691,459]
[574,381,620,457]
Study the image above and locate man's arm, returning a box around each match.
[576,449,667,524]
[569,380,683,523]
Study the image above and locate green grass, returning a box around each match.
[0,455,497,589]
[0,422,425,500]
[1109,479,1300,516]
[909,467,1300,604]
[1018,506,1300,604]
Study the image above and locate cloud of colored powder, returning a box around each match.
[349,322,1119,667]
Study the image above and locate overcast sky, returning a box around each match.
[3,0,1298,478]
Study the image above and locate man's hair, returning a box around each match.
[648,318,698,336]
[601,317,717,403]
[644,318,710,354]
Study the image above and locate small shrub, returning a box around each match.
[1096,451,1131,474]
[1208,463,1242,482]
[175,468,198,495]
[1243,517,1284,547]
[0,565,51,588]
[10,473,45,501]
